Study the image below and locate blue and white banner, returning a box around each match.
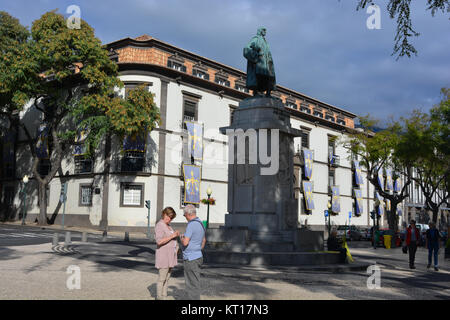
[36,124,49,159]
[73,144,88,156]
[394,178,401,193]
[331,186,340,213]
[303,148,313,180]
[386,199,391,212]
[75,128,88,143]
[328,151,338,166]
[2,130,15,164]
[183,164,201,204]
[302,181,314,210]
[123,131,146,152]
[375,192,384,215]
[354,188,363,215]
[385,168,393,191]
[185,121,203,161]
[353,160,364,185]
[377,168,384,191]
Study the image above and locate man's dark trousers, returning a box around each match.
[408,241,418,267]
[184,257,203,300]
[428,243,439,267]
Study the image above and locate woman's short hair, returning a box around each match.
[162,207,176,220]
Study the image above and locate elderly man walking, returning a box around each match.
[180,204,206,300]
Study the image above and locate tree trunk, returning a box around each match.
[387,203,400,247]
[99,133,111,231]
[38,181,48,226]
[432,207,439,224]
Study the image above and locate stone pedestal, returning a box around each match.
[220,97,302,233]
[203,97,336,266]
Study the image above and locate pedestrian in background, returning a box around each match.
[180,204,206,300]
[327,228,347,263]
[406,220,420,269]
[426,222,441,271]
[154,207,179,300]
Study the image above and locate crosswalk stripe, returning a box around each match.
[0,230,116,239]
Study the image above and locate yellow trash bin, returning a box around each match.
[384,235,392,249]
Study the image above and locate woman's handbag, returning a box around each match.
[402,245,408,254]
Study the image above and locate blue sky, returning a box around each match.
[2,0,449,122]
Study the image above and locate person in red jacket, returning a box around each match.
[406,220,421,269]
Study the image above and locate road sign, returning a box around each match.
[324,210,329,217]
[145,200,151,209]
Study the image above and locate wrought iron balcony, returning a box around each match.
[113,153,151,174]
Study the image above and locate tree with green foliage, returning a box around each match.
[342,116,412,234]
[0,11,40,220]
[396,89,450,224]
[0,11,160,226]
[355,0,450,59]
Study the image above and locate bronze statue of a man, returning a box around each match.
[243,27,276,97]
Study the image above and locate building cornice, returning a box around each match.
[105,36,357,120]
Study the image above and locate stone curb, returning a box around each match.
[200,262,371,282]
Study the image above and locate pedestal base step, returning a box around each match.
[204,250,341,266]
[206,241,296,253]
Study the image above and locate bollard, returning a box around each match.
[102,230,107,242]
[52,233,59,246]
[82,232,88,242]
[65,231,71,245]
[124,231,129,242]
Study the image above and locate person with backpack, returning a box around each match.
[426,222,441,271]
[180,204,206,300]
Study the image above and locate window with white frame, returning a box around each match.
[79,184,93,206]
[286,101,297,109]
[193,69,209,80]
[300,103,311,114]
[121,183,144,207]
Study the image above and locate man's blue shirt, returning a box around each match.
[182,217,205,261]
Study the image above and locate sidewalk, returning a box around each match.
[1,220,154,241]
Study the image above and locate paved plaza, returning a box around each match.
[0,223,449,300]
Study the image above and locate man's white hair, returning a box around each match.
[184,204,197,216]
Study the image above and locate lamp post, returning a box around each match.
[21,175,29,225]
[206,186,212,229]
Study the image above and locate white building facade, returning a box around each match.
[2,34,429,232]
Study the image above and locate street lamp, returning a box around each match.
[206,186,212,229]
[21,175,29,225]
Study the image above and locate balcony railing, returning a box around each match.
[112,154,151,174]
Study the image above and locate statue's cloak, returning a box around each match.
[243,27,276,92]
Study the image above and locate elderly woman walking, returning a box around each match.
[154,207,180,300]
